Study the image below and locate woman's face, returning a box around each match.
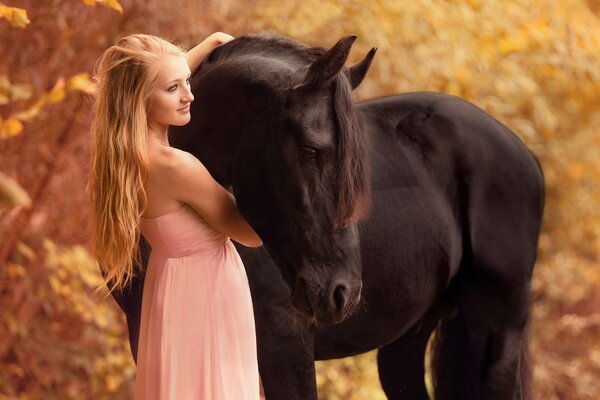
[147,54,194,129]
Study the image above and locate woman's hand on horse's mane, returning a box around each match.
[166,148,263,248]
[186,32,235,73]
[208,32,235,46]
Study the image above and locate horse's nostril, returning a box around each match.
[333,284,348,313]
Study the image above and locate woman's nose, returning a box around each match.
[184,87,194,102]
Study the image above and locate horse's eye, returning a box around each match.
[301,146,317,160]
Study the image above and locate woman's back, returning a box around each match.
[142,142,188,218]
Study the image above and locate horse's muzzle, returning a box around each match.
[290,274,362,324]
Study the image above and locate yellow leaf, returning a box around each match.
[44,88,66,104]
[0,74,10,104]
[0,4,30,28]
[0,117,23,139]
[49,275,61,293]
[0,75,32,104]
[9,6,29,28]
[94,308,109,328]
[106,374,123,392]
[9,82,32,101]
[59,284,72,297]
[67,73,93,93]
[81,0,123,13]
[0,74,8,87]
[498,36,524,55]
[11,104,41,122]
[16,241,36,261]
[45,77,66,104]
[103,0,123,13]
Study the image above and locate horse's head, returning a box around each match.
[178,33,376,324]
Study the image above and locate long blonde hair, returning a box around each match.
[87,34,186,297]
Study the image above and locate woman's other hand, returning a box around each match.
[186,32,235,72]
[208,32,235,46]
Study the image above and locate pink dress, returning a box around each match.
[134,202,262,399]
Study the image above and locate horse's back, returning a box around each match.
[358,92,543,194]
[359,92,543,226]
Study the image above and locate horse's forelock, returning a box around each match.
[332,72,371,230]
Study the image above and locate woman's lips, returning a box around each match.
[178,106,190,113]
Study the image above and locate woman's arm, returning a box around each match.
[186,32,235,72]
[168,150,263,248]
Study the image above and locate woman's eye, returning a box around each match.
[168,85,177,92]
[186,78,191,85]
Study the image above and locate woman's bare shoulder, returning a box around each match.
[148,145,205,181]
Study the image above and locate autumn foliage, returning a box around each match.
[1,0,599,399]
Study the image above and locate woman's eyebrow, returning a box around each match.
[166,73,192,85]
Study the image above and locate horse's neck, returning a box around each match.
[171,121,241,188]
[200,130,241,187]
[189,51,289,185]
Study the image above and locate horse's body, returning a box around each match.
[109,34,544,399]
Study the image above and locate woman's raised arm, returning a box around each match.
[186,32,235,72]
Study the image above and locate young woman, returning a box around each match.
[87,33,264,399]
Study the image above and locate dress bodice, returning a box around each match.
[140,203,229,258]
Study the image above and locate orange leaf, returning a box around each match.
[0,117,23,139]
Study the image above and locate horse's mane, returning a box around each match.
[199,32,371,228]
[199,33,324,67]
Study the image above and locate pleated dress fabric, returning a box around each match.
[134,203,261,400]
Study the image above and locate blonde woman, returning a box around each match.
[87,33,264,399]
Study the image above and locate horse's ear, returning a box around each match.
[292,35,358,91]
[348,47,377,90]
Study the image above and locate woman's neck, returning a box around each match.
[147,125,169,147]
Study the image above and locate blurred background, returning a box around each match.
[0,0,598,398]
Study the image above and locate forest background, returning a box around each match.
[1,0,599,399]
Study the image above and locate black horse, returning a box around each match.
[109,33,544,399]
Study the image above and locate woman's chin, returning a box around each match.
[171,117,191,126]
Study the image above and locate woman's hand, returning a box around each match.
[208,32,235,46]
[186,32,235,72]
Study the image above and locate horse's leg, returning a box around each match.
[432,264,534,400]
[377,335,430,399]
[377,313,440,400]
[105,234,150,364]
[433,190,541,399]
[460,275,532,400]
[237,245,318,400]
[255,307,318,400]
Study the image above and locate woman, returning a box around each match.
[86,32,264,399]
